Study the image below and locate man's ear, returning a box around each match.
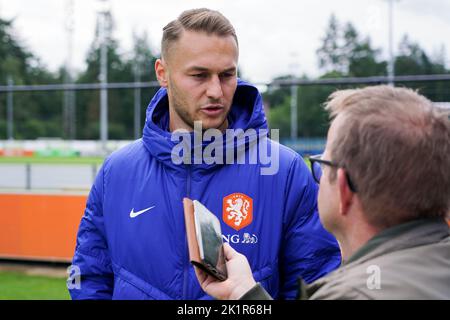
[337,168,354,216]
[155,59,168,87]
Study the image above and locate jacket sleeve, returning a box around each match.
[240,283,273,300]
[69,161,114,300]
[278,155,341,300]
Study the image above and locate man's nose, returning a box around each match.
[206,75,223,100]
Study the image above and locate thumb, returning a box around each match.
[223,242,239,260]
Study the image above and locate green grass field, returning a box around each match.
[0,156,104,165]
[0,271,70,300]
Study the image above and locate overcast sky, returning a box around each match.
[1,0,449,83]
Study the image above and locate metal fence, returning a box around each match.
[0,80,161,148]
[1,74,450,142]
[267,74,450,139]
[0,162,99,192]
[0,74,449,191]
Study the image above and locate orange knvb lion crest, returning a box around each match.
[223,193,253,231]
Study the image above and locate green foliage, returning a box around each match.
[0,14,158,140]
[267,91,290,137]
[395,35,447,76]
[0,17,63,139]
[317,16,386,77]
[0,13,448,141]
[317,15,344,74]
[75,14,158,140]
[297,85,333,137]
[0,19,30,85]
[266,15,449,139]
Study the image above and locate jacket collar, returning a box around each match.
[345,217,450,265]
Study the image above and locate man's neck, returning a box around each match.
[338,218,380,262]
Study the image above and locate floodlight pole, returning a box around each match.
[133,32,142,140]
[387,0,396,86]
[290,84,298,140]
[98,0,109,152]
[134,63,141,140]
[64,0,76,139]
[290,52,299,140]
[7,77,13,140]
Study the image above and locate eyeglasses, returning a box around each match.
[308,154,357,192]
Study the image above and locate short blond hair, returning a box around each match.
[325,85,450,228]
[161,8,238,60]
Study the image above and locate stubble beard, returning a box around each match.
[168,82,229,132]
[167,81,196,131]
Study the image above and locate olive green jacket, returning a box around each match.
[241,218,450,300]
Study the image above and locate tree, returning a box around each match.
[395,35,450,103]
[265,76,334,138]
[269,15,389,139]
[342,23,387,77]
[75,12,158,140]
[0,17,61,139]
[126,31,159,137]
[0,18,30,85]
[266,15,448,140]
[75,11,122,139]
[317,15,346,74]
[1,10,160,140]
[395,35,446,75]
[317,16,386,77]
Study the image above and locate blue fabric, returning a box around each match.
[69,79,341,300]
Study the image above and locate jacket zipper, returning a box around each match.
[182,165,192,299]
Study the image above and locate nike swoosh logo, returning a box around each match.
[129,206,155,218]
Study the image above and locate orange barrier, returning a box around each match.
[0,193,448,263]
[0,149,34,157]
[0,193,86,263]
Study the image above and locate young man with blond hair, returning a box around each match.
[69,8,340,300]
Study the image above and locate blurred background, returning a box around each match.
[0,0,449,299]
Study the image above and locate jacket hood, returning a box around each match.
[142,79,268,171]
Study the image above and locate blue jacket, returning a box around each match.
[69,80,341,300]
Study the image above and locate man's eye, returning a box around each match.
[220,73,234,78]
[191,74,207,78]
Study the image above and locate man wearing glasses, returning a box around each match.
[195,85,450,300]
